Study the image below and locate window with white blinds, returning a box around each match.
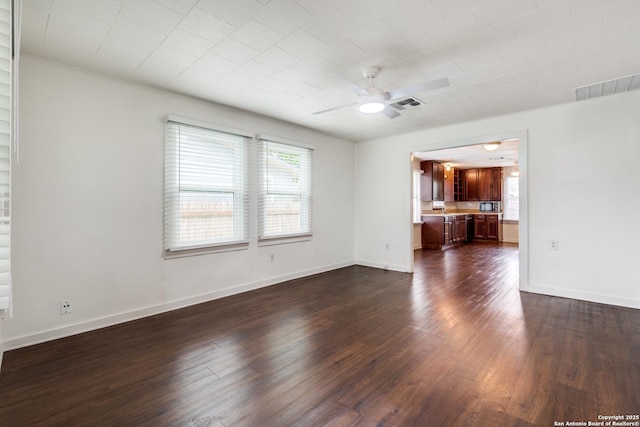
[258,137,313,240]
[164,119,250,252]
[0,0,11,315]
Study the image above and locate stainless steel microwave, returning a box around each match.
[479,202,497,212]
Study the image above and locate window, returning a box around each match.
[412,169,422,223]
[504,176,519,221]
[0,0,12,315]
[164,118,250,252]
[258,137,313,240]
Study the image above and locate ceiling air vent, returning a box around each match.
[574,73,640,101]
[389,97,424,111]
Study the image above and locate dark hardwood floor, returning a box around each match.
[1,242,638,426]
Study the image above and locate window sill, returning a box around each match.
[164,242,249,259]
[258,234,312,247]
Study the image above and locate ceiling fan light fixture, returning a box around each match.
[359,101,385,114]
[483,142,501,151]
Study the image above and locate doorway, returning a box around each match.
[409,131,528,290]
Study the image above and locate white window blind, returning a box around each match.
[0,0,11,315]
[504,176,519,221]
[164,120,250,251]
[258,138,312,240]
[412,169,422,223]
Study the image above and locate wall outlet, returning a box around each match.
[60,300,72,315]
[549,240,559,251]
[270,253,275,262]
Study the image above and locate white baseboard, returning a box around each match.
[3,261,356,351]
[521,283,640,309]
[354,259,410,273]
[502,238,519,243]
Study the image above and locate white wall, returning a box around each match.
[3,57,356,349]
[355,90,640,309]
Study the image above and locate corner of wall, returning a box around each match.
[0,320,4,372]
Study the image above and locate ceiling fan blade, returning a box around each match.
[381,105,401,119]
[312,102,358,115]
[387,77,450,100]
[334,73,370,96]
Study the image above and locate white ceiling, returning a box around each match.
[414,139,519,169]
[20,0,640,142]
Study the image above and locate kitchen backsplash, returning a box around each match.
[421,201,502,212]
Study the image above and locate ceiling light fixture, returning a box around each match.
[483,142,501,151]
[359,101,385,114]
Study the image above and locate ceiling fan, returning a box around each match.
[313,66,450,119]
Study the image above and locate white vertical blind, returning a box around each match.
[164,120,250,251]
[0,0,11,314]
[258,138,312,240]
[412,169,422,223]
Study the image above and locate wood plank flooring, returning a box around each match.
[1,242,638,426]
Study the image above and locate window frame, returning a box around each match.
[257,135,313,243]
[412,169,422,223]
[504,175,520,221]
[163,116,252,255]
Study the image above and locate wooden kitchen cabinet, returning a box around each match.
[474,214,487,239]
[463,167,501,201]
[444,166,455,202]
[473,214,500,240]
[420,161,445,201]
[453,169,464,201]
[486,215,499,239]
[490,167,502,201]
[465,168,479,201]
[479,168,492,201]
[422,215,468,250]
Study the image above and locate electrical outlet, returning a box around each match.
[60,300,72,315]
[549,240,559,251]
[270,253,275,262]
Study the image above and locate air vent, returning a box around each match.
[389,97,424,111]
[574,73,640,101]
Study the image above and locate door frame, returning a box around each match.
[408,130,528,291]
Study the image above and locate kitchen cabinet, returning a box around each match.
[463,167,501,201]
[454,215,466,242]
[473,214,500,240]
[474,214,486,239]
[420,161,444,201]
[479,168,492,201]
[491,167,502,201]
[444,166,455,202]
[453,169,464,201]
[465,169,479,201]
[421,214,468,250]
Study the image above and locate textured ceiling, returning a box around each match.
[20,0,640,142]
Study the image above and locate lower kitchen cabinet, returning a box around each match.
[473,214,500,240]
[421,215,469,250]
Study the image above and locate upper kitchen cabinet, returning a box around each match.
[490,167,502,201]
[463,167,502,201]
[421,161,444,201]
[444,166,455,202]
[465,168,479,201]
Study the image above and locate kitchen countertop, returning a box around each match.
[421,212,502,217]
